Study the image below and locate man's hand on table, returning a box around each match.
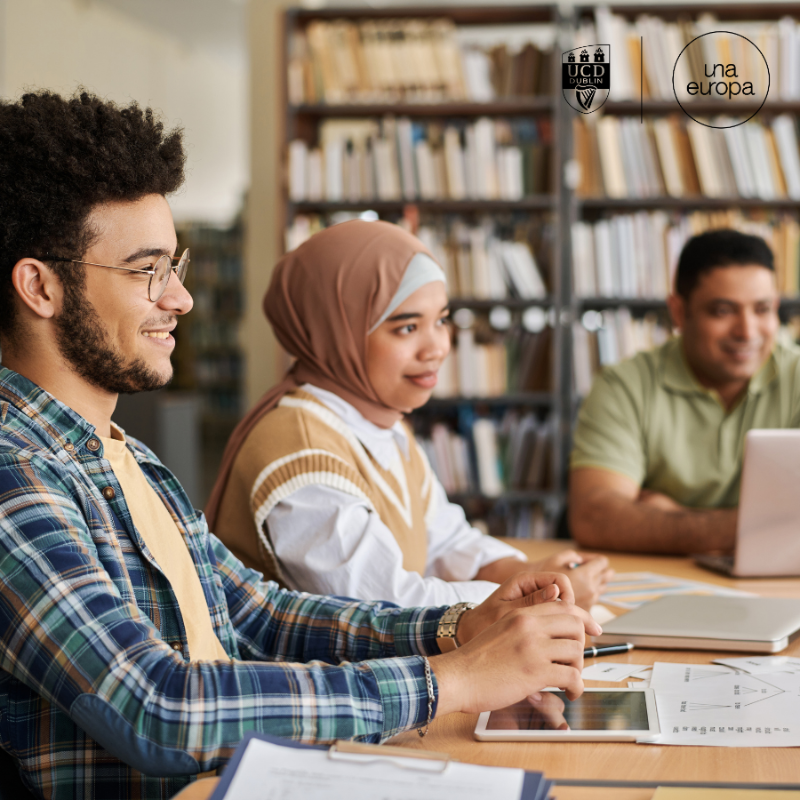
[430,573,602,718]
[475,552,614,611]
[527,550,614,610]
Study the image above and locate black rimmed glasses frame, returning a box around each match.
[46,249,190,302]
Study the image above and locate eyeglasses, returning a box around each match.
[47,249,190,302]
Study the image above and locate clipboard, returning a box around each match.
[209,731,552,800]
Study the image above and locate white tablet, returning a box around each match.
[474,688,660,742]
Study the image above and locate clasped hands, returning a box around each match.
[429,571,601,719]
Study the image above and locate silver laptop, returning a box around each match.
[695,429,800,578]
[595,595,800,653]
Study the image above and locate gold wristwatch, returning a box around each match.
[435,601,477,652]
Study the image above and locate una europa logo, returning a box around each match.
[562,45,610,114]
[673,31,770,129]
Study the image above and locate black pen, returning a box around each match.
[583,643,635,658]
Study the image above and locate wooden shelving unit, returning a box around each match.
[274,2,800,536]
[281,5,564,534]
[565,2,800,466]
[289,100,554,118]
[290,198,556,214]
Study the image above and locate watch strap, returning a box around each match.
[436,601,476,653]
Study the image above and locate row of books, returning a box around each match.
[572,309,670,397]
[579,9,797,102]
[284,214,552,300]
[417,218,551,299]
[288,18,554,105]
[574,114,800,201]
[288,117,552,203]
[571,210,800,298]
[433,324,553,398]
[418,412,554,497]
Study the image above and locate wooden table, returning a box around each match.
[386,539,800,797]
[174,541,800,799]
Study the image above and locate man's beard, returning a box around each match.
[54,278,173,394]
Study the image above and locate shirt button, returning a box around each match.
[87,438,100,452]
[170,642,183,652]
[64,443,75,452]
[102,486,115,500]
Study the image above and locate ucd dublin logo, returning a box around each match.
[562,45,611,113]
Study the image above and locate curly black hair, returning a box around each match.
[0,90,186,340]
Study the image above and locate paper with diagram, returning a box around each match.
[713,656,800,674]
[646,662,800,747]
[581,662,652,682]
[599,572,753,610]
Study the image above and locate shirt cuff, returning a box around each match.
[366,655,439,742]
[389,606,447,658]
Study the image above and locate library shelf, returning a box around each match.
[449,297,554,310]
[290,198,556,214]
[278,2,800,536]
[422,392,555,409]
[281,4,569,534]
[290,100,554,118]
[576,2,800,22]
[565,3,800,485]
[578,297,668,312]
[602,101,800,116]
[577,198,800,211]
[290,5,556,23]
[577,298,800,315]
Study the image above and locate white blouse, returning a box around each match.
[265,384,527,607]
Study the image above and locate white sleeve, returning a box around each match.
[423,476,528,582]
[266,484,499,606]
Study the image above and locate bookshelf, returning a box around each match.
[174,223,245,502]
[566,3,800,464]
[281,5,566,536]
[272,2,800,538]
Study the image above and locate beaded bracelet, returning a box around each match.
[418,656,435,737]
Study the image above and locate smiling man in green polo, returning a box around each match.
[569,229,800,554]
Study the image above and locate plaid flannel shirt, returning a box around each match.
[0,367,444,799]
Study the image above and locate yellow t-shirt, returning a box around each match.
[101,428,228,661]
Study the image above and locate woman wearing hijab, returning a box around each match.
[206,220,611,610]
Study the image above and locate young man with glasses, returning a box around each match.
[0,90,600,799]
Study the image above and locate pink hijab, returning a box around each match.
[205,219,436,529]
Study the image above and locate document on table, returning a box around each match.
[713,655,800,674]
[210,733,551,800]
[599,572,754,610]
[581,662,652,682]
[646,662,800,747]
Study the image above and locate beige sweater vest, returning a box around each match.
[214,389,434,586]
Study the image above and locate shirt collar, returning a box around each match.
[300,383,409,469]
[0,366,98,452]
[661,336,778,399]
[0,366,157,465]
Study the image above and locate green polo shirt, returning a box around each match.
[571,337,800,508]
